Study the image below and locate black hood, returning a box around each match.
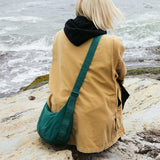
[64,16,107,46]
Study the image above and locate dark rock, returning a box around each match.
[136,145,152,154]
[136,129,160,143]
[147,149,160,158]
[136,144,160,158]
[139,59,144,62]
[28,96,36,100]
[20,87,25,91]
[24,75,49,91]
[157,77,160,81]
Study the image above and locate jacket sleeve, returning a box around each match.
[112,36,126,83]
[47,33,58,107]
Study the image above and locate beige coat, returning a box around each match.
[47,30,126,153]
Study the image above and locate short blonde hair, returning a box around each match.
[76,0,125,30]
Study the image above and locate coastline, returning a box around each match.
[0,68,159,99]
[126,68,160,80]
[23,68,160,91]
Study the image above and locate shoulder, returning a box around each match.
[112,35,124,48]
[52,30,66,48]
[110,35,125,54]
[54,29,64,40]
[100,34,123,45]
[102,34,123,45]
[100,34,125,52]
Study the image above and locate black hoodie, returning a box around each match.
[64,16,107,46]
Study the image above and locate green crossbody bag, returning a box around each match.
[37,35,102,145]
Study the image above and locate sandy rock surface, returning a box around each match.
[0,77,160,160]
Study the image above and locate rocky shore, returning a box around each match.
[0,76,160,160]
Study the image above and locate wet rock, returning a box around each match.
[136,145,152,154]
[136,144,160,158]
[136,129,160,143]
[143,2,153,9]
[157,77,160,81]
[147,149,160,159]
[139,59,144,62]
[24,75,49,91]
[145,46,160,55]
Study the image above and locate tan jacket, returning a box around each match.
[47,30,126,153]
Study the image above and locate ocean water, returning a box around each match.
[0,0,160,97]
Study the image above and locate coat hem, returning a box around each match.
[67,130,125,153]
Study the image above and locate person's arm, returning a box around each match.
[47,33,58,107]
[112,36,126,84]
[112,36,129,109]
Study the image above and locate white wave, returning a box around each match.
[111,12,160,48]
[0,26,19,35]
[0,16,42,23]
[0,30,6,34]
[0,36,53,52]
[26,2,47,7]
[4,26,19,31]
[16,7,27,12]
[11,37,52,51]
[26,1,53,7]
[8,57,27,67]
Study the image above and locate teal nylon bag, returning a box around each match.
[37,35,102,145]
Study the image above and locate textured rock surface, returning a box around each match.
[0,77,160,160]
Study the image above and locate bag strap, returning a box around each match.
[55,36,102,144]
[71,35,102,97]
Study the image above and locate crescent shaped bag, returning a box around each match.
[37,35,102,145]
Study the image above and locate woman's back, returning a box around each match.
[47,29,126,153]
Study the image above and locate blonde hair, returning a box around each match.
[76,0,125,30]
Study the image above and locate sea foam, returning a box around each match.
[0,16,42,23]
